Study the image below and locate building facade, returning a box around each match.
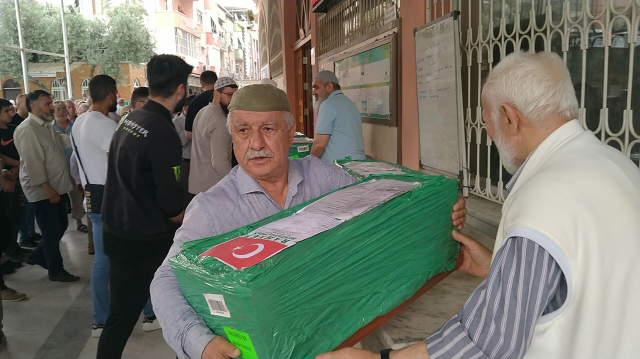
[1,62,147,102]
[73,0,259,94]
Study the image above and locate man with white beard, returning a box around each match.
[14,90,79,282]
[310,70,365,163]
[318,52,640,359]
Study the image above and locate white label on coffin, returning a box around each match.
[204,294,231,318]
[342,161,405,176]
[202,179,420,269]
[297,145,310,152]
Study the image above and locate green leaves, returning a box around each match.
[0,0,155,84]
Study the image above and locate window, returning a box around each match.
[51,79,67,101]
[210,17,217,34]
[81,78,91,98]
[197,11,203,25]
[133,79,140,89]
[175,29,196,58]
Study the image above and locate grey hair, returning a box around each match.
[52,100,65,107]
[482,51,578,126]
[227,111,295,134]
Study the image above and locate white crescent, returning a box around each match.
[232,243,265,259]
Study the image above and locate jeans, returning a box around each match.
[27,195,70,275]
[89,213,154,325]
[97,231,172,359]
[19,197,36,239]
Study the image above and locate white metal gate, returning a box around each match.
[439,0,640,203]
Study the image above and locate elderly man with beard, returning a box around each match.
[98,55,193,359]
[311,70,365,163]
[188,77,238,195]
[150,84,468,359]
[14,90,79,282]
[318,52,640,359]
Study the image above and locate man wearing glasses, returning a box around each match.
[189,77,237,196]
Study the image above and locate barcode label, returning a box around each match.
[203,294,231,318]
[297,145,309,153]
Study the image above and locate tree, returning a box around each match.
[0,0,155,89]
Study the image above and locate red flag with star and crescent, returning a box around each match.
[200,237,288,270]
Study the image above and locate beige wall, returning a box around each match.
[363,123,398,163]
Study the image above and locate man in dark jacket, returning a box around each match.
[97,54,193,359]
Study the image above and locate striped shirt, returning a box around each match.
[426,151,568,359]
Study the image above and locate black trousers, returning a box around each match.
[27,194,70,275]
[1,188,24,256]
[96,231,173,359]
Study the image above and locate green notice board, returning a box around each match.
[334,43,392,120]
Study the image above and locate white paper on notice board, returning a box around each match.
[414,13,464,177]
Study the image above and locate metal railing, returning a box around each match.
[317,0,397,56]
[453,0,640,204]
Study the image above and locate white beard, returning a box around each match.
[42,112,55,122]
[493,126,520,175]
[313,94,327,109]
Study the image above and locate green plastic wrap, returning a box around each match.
[170,173,459,359]
[335,158,426,179]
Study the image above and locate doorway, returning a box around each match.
[294,41,314,138]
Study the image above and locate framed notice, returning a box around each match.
[331,34,398,126]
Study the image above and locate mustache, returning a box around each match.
[245,149,274,160]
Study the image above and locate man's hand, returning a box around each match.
[317,342,430,359]
[201,336,241,359]
[77,184,84,193]
[1,177,16,193]
[186,131,193,141]
[0,173,16,193]
[41,182,61,204]
[452,195,467,230]
[452,230,492,278]
[315,348,379,359]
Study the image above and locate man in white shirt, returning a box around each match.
[71,75,118,337]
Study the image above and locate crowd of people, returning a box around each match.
[0,50,638,359]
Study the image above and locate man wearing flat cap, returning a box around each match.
[189,77,238,195]
[311,70,365,163]
[150,85,467,359]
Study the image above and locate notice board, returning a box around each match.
[334,43,392,122]
[414,12,466,179]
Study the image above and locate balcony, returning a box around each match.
[155,10,203,33]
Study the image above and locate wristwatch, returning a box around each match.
[380,348,393,359]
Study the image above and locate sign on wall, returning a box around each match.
[334,43,392,121]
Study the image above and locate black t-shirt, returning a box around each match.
[102,100,184,241]
[10,113,25,127]
[184,89,214,132]
[0,124,20,168]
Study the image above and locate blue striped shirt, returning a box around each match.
[426,150,568,358]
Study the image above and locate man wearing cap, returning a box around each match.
[150,85,467,359]
[188,77,238,195]
[311,70,365,163]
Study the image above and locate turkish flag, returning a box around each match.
[200,237,289,270]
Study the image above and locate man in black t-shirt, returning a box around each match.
[98,55,193,359]
[184,70,217,142]
[10,94,28,127]
[0,98,28,300]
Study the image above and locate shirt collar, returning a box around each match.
[53,120,71,133]
[328,90,344,99]
[143,100,173,122]
[506,149,537,192]
[236,159,305,208]
[28,113,46,126]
